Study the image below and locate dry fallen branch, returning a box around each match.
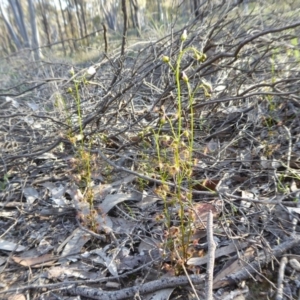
[205,210,216,300]
[223,235,300,287]
[68,274,205,300]
[0,258,159,295]
[276,256,288,300]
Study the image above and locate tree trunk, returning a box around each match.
[74,0,84,42]
[121,0,128,56]
[8,0,30,47]
[157,0,163,22]
[130,0,136,28]
[53,4,66,56]
[66,0,78,51]
[193,0,200,18]
[130,0,145,36]
[38,0,52,49]
[79,0,89,46]
[0,2,22,50]
[100,0,118,31]
[58,0,73,54]
[28,0,42,60]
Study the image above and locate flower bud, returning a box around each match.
[69,67,75,76]
[194,53,201,61]
[181,29,187,41]
[181,71,189,83]
[162,56,170,63]
[159,115,166,125]
[194,53,207,62]
[199,53,207,62]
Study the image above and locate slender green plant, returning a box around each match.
[64,67,99,230]
[156,30,209,266]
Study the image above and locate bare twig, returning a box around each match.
[102,23,108,54]
[282,125,292,172]
[0,258,160,295]
[205,210,216,300]
[222,192,299,205]
[276,256,288,300]
[68,274,205,300]
[227,235,300,285]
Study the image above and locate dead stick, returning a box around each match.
[69,274,205,300]
[276,256,288,300]
[227,234,300,285]
[205,210,216,300]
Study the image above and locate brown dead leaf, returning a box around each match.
[47,266,65,279]
[191,201,221,229]
[193,179,219,191]
[0,202,28,208]
[7,295,26,300]
[12,253,56,268]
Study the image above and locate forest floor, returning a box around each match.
[1,2,300,300]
